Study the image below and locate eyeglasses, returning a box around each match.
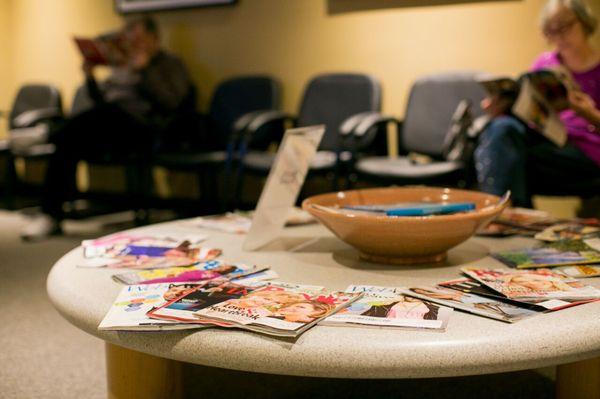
[543,18,578,38]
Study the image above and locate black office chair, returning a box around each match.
[342,72,485,185]
[3,84,63,209]
[347,72,486,187]
[235,73,381,204]
[153,75,281,213]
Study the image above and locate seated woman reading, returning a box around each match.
[475,0,600,207]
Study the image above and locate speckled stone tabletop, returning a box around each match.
[47,220,600,379]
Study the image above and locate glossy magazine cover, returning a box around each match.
[193,283,359,337]
[461,267,600,301]
[322,285,451,330]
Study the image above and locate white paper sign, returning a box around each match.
[243,125,325,251]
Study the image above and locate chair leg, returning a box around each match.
[4,153,17,210]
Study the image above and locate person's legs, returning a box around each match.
[22,104,154,240]
[528,142,600,194]
[474,115,530,207]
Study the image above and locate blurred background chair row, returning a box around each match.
[2,71,596,223]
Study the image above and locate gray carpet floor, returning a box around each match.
[0,210,107,399]
[0,209,556,399]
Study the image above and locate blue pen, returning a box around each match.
[385,202,475,216]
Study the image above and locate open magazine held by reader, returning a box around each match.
[74,32,127,66]
[478,67,577,147]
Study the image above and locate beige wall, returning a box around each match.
[1,0,599,135]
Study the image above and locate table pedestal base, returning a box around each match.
[556,357,600,399]
[106,343,183,399]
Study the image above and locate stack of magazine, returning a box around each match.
[403,267,600,323]
[99,268,278,331]
[146,281,362,337]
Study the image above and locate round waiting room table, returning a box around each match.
[47,220,600,399]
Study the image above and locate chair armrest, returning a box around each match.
[12,108,63,128]
[232,110,275,136]
[341,112,402,153]
[353,113,401,137]
[339,111,382,136]
[243,110,296,136]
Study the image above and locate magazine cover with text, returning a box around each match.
[111,261,258,285]
[401,285,538,323]
[146,280,267,325]
[193,282,359,337]
[534,221,599,242]
[439,277,599,311]
[321,285,452,330]
[98,283,207,331]
[80,232,220,269]
[492,238,600,269]
[461,267,600,301]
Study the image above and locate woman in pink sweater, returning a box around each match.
[475,0,599,206]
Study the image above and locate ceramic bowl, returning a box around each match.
[302,187,508,265]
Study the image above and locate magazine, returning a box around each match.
[559,265,600,278]
[80,232,220,269]
[192,208,316,235]
[82,232,207,258]
[461,267,600,302]
[194,212,253,234]
[534,221,600,242]
[439,277,599,311]
[492,238,600,269]
[478,207,559,237]
[147,280,268,324]
[73,32,127,66]
[111,261,259,285]
[401,285,538,323]
[98,283,207,331]
[321,285,452,330]
[479,68,574,146]
[193,283,360,338]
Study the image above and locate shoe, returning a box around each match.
[20,214,62,241]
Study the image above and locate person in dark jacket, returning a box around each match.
[22,16,195,240]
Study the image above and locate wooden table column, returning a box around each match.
[106,343,184,399]
[556,357,600,399]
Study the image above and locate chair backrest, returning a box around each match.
[9,84,63,129]
[297,73,381,152]
[208,75,281,145]
[70,85,95,116]
[401,72,486,157]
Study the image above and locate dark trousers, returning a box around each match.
[42,104,156,218]
[474,115,599,207]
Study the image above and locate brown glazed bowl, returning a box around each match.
[302,187,508,265]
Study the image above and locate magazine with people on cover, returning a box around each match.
[321,285,452,330]
[461,267,600,302]
[439,277,599,311]
[79,232,220,269]
[402,285,538,323]
[492,237,600,269]
[146,280,267,325]
[558,265,600,279]
[477,207,558,237]
[98,283,208,331]
[534,221,600,242]
[193,282,360,338]
[479,67,577,147]
[111,261,259,285]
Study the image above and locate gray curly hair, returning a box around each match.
[540,0,598,36]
